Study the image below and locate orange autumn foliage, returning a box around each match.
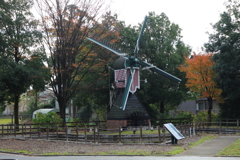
[178,52,223,102]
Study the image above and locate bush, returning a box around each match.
[32,112,62,129]
[194,110,217,122]
[67,118,85,127]
[175,111,195,123]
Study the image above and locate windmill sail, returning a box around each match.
[134,16,148,57]
[87,37,127,57]
[139,61,181,84]
[87,15,182,111]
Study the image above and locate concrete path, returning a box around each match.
[177,136,239,157]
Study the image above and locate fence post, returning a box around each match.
[66,125,68,141]
[7,125,9,137]
[189,124,192,137]
[220,120,222,134]
[119,127,121,144]
[22,124,24,137]
[38,125,40,139]
[76,125,78,142]
[30,125,32,139]
[184,122,187,136]
[84,126,87,143]
[163,127,165,142]
[46,126,49,140]
[237,119,239,133]
[202,122,205,133]
[227,118,228,129]
[180,124,183,135]
[158,125,161,143]
[140,125,142,144]
[97,126,100,144]
[24,123,26,135]
[93,126,96,144]
[2,124,3,137]
[56,126,58,141]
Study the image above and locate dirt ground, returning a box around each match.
[0,136,202,155]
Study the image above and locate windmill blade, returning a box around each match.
[87,37,127,57]
[134,16,148,58]
[139,61,181,84]
[120,67,135,110]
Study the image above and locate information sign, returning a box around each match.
[164,123,185,140]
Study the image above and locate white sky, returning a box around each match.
[110,0,227,52]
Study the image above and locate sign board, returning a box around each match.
[164,123,185,140]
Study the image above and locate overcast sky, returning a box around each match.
[110,0,227,52]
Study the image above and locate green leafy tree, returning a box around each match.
[131,12,191,118]
[0,0,46,128]
[205,0,240,118]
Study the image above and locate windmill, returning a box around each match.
[87,16,181,112]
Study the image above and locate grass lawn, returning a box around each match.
[217,139,240,156]
[106,129,169,135]
[0,118,12,124]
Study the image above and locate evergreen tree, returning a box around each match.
[205,0,240,118]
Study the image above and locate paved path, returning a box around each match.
[0,154,239,160]
[177,136,239,157]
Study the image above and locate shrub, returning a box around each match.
[194,110,217,122]
[175,111,194,119]
[67,118,84,127]
[32,112,62,129]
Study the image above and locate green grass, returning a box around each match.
[0,119,12,124]
[40,152,71,155]
[165,146,185,155]
[107,129,169,135]
[0,148,32,154]
[216,139,240,156]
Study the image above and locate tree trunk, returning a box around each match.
[207,97,213,124]
[34,91,38,110]
[160,101,164,114]
[57,96,66,127]
[14,94,19,130]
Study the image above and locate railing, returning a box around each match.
[195,119,240,134]
[152,118,193,127]
[0,122,192,144]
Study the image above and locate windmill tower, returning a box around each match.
[87,16,181,129]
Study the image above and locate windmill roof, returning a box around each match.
[107,93,149,120]
[114,57,126,70]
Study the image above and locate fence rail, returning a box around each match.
[1,118,239,144]
[0,122,193,144]
[195,120,240,134]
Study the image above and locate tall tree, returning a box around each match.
[204,0,240,118]
[178,52,222,122]
[129,12,190,118]
[72,12,123,120]
[0,0,45,127]
[36,0,110,125]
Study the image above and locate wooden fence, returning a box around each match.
[195,119,240,134]
[0,122,192,144]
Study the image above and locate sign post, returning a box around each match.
[164,123,184,144]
